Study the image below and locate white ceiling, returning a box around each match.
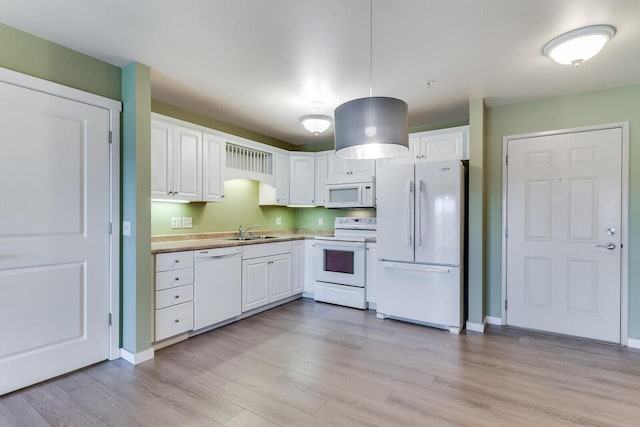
[2,0,639,145]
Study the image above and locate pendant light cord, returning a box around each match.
[369,0,373,97]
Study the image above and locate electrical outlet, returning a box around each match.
[182,217,192,228]
[318,217,323,226]
[122,221,131,236]
[170,217,182,229]
[275,216,282,226]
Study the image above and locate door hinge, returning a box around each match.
[505,154,508,166]
[109,131,113,144]
[505,227,508,238]
[505,299,508,310]
[108,313,112,326]
[109,222,113,235]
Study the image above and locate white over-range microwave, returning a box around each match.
[325,182,374,208]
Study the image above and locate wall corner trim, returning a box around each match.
[120,347,155,365]
[466,319,486,333]
[485,316,502,326]
[627,338,640,349]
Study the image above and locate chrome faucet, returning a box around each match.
[238,224,260,239]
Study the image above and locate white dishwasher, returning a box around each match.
[194,246,242,330]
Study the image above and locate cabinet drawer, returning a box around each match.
[156,251,193,272]
[155,301,194,341]
[156,284,193,309]
[242,241,292,259]
[156,268,193,291]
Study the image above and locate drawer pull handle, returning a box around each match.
[174,319,180,323]
[174,260,180,263]
[174,277,179,281]
[174,295,180,299]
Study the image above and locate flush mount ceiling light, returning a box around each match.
[543,24,616,66]
[334,0,408,160]
[299,101,333,136]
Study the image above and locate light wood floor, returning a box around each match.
[2,299,640,426]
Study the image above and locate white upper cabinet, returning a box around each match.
[275,152,290,205]
[202,133,225,202]
[314,155,327,206]
[289,155,315,206]
[326,152,375,184]
[377,125,469,167]
[151,118,203,201]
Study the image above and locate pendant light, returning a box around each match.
[543,25,616,66]
[334,0,408,160]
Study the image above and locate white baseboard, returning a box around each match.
[302,292,314,299]
[627,338,640,349]
[466,319,486,333]
[120,347,155,365]
[485,316,502,326]
[153,333,189,351]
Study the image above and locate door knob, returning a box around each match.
[596,243,616,250]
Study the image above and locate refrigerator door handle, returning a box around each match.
[408,180,414,246]
[381,261,450,274]
[416,180,422,246]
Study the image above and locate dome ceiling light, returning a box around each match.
[543,25,616,66]
[299,101,333,136]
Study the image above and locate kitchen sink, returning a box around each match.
[225,235,278,241]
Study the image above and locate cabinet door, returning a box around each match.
[377,136,419,167]
[203,133,225,202]
[314,155,327,206]
[420,130,465,163]
[290,156,315,206]
[326,153,350,184]
[173,125,203,201]
[270,253,292,301]
[292,241,305,294]
[274,152,290,205]
[151,120,173,200]
[349,159,375,182]
[303,240,316,295]
[242,258,270,312]
[366,244,377,304]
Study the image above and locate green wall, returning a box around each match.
[0,23,121,101]
[467,99,486,325]
[152,99,297,151]
[121,62,153,353]
[484,83,640,338]
[151,178,375,235]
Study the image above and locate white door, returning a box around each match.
[150,120,173,200]
[242,258,269,312]
[349,158,375,182]
[0,81,111,395]
[275,152,290,205]
[203,133,225,202]
[173,125,202,201]
[290,156,315,205]
[506,128,622,342]
[292,242,305,294]
[314,154,327,206]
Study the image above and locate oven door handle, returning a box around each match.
[314,240,365,249]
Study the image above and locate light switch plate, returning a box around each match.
[318,217,323,226]
[182,217,192,228]
[122,221,131,236]
[170,217,182,229]
[275,216,282,226]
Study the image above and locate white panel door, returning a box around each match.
[203,133,225,202]
[314,154,327,206]
[274,152,290,205]
[414,161,463,266]
[349,158,375,182]
[507,128,622,342]
[292,242,305,294]
[270,253,292,301]
[0,81,111,395]
[290,156,315,205]
[421,130,465,162]
[242,258,269,312]
[376,164,415,263]
[150,120,173,200]
[326,153,350,184]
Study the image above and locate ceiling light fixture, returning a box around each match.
[334,0,408,160]
[543,24,616,66]
[300,101,332,136]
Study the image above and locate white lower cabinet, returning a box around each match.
[366,242,377,307]
[303,239,316,296]
[241,242,293,312]
[154,251,195,342]
[292,240,305,294]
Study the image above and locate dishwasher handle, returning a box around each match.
[196,247,242,260]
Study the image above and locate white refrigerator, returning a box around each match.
[376,160,465,333]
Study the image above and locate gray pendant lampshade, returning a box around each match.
[334,96,409,160]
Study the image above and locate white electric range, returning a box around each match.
[314,217,377,309]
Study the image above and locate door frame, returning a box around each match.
[501,122,629,345]
[0,67,122,359]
